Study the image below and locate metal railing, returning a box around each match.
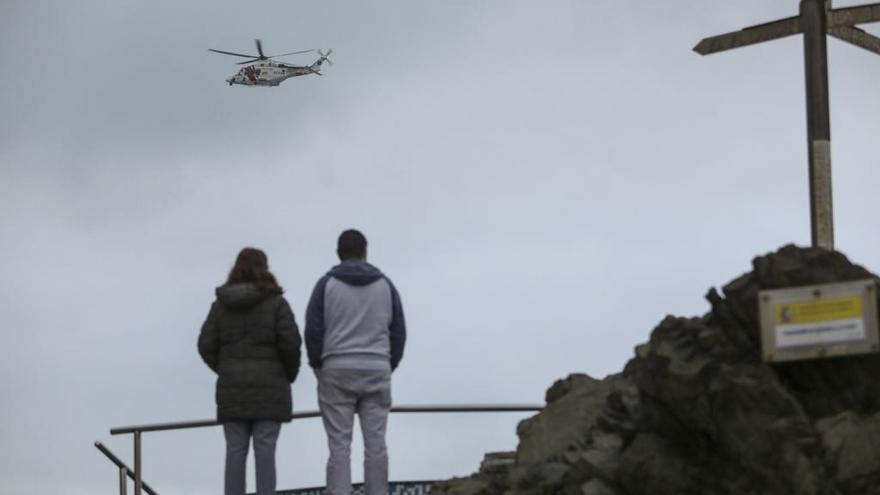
[94,442,159,495]
[99,403,543,495]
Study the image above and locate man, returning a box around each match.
[306,229,406,495]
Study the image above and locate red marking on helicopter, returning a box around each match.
[244,66,257,82]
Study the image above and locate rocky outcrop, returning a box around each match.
[433,245,880,495]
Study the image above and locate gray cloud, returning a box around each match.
[2,1,879,493]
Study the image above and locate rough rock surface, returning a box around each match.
[432,245,880,495]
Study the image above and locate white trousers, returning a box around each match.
[317,368,392,495]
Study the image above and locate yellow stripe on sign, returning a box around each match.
[775,296,863,325]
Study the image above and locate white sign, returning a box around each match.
[759,279,879,363]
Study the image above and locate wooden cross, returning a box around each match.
[695,0,880,250]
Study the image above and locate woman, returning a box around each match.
[198,247,302,495]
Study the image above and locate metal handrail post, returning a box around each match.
[134,430,142,495]
[119,466,128,495]
[94,442,159,495]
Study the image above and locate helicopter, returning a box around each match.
[209,39,332,87]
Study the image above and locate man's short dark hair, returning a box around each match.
[337,229,367,261]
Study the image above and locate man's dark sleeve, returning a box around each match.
[275,298,302,382]
[197,302,220,373]
[305,275,330,369]
[386,277,407,371]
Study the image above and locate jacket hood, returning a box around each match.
[328,260,384,286]
[216,283,265,309]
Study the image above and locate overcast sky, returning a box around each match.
[2,1,879,493]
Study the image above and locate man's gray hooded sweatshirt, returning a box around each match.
[305,260,406,371]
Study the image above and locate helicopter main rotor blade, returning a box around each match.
[269,49,314,57]
[236,58,262,65]
[209,48,260,58]
[255,39,265,58]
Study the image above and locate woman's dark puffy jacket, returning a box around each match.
[198,283,302,422]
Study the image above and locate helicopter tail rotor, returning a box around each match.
[309,49,333,75]
[317,49,333,66]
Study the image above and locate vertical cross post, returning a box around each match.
[801,0,835,249]
[695,1,880,250]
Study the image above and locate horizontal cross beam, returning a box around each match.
[694,1,880,55]
[828,2,880,27]
[694,16,801,55]
[830,25,880,55]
